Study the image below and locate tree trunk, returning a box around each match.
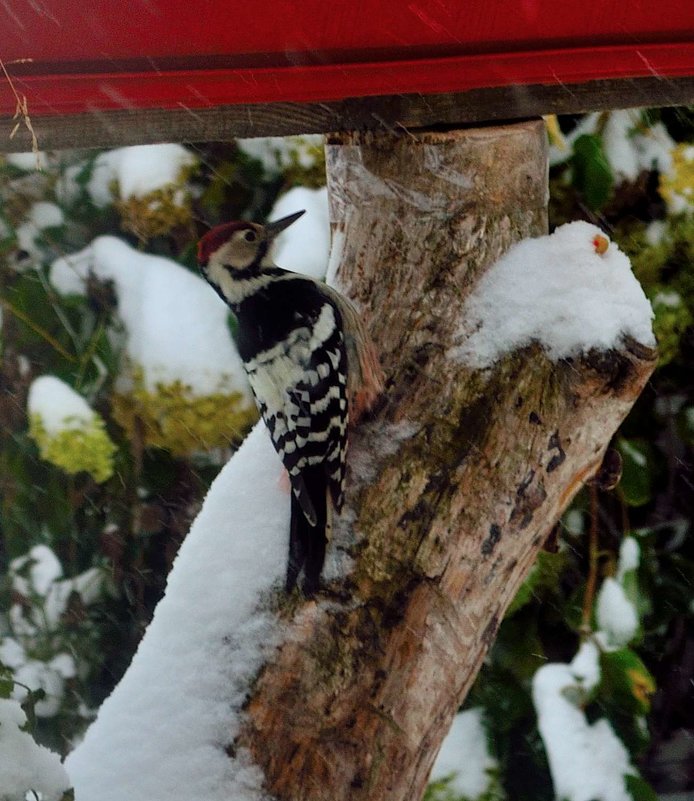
[236,120,657,801]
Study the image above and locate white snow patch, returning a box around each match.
[65,423,289,801]
[9,544,62,598]
[596,539,640,647]
[431,708,497,799]
[269,186,330,279]
[563,509,585,535]
[0,698,72,801]
[602,111,674,182]
[644,219,667,246]
[50,237,250,397]
[12,657,74,718]
[42,568,106,633]
[596,577,639,648]
[27,376,95,435]
[616,537,640,581]
[0,638,24,669]
[665,190,690,216]
[14,202,65,262]
[653,290,682,309]
[601,111,641,182]
[29,202,64,229]
[452,221,654,368]
[569,639,601,690]
[87,144,196,206]
[55,162,84,207]
[9,543,106,636]
[4,151,46,171]
[533,643,636,801]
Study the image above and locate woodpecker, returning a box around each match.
[197,210,383,594]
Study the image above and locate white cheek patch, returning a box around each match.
[206,261,236,298]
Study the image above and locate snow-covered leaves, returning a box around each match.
[660,143,694,215]
[237,135,325,186]
[2,544,109,722]
[531,538,652,801]
[84,144,198,243]
[28,375,117,483]
[430,709,501,800]
[533,642,638,801]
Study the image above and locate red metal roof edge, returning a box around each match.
[3,41,693,118]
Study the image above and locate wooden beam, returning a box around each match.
[2,76,692,152]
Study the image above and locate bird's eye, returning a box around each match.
[244,230,257,243]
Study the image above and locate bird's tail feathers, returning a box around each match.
[287,466,328,595]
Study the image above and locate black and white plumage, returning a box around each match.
[197,211,383,594]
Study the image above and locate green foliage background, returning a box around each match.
[0,110,692,799]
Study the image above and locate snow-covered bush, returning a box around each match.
[0,136,331,763]
[50,237,255,456]
[1,544,109,727]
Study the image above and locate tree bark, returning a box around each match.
[236,120,657,801]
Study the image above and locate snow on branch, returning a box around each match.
[451,221,655,367]
[65,425,289,801]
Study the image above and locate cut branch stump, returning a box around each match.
[237,120,657,801]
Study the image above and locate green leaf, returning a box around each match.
[506,550,567,616]
[494,614,546,682]
[600,648,655,715]
[226,310,239,341]
[624,774,658,801]
[616,438,653,507]
[467,666,533,734]
[0,664,14,699]
[20,688,46,733]
[572,134,614,211]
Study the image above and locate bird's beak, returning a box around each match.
[265,210,305,239]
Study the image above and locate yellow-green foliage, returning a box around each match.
[650,290,693,366]
[659,143,694,214]
[116,185,193,244]
[615,215,694,367]
[618,224,671,290]
[112,160,197,244]
[281,139,326,189]
[112,374,257,457]
[29,413,117,483]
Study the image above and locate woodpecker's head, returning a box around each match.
[197,210,305,277]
